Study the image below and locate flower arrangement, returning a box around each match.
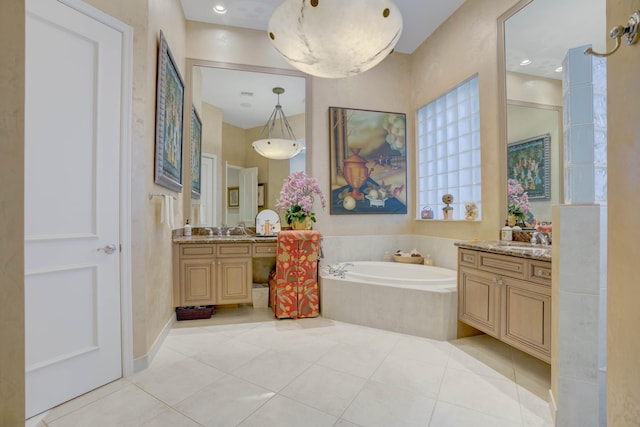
[507,178,530,220]
[276,171,327,225]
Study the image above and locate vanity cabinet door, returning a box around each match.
[216,257,252,304]
[180,258,216,306]
[458,266,502,338]
[501,276,551,363]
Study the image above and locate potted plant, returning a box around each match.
[442,194,454,220]
[276,171,326,229]
[507,179,530,227]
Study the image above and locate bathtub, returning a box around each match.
[320,261,458,341]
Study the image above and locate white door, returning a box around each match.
[25,0,124,417]
[239,167,258,225]
[200,153,217,226]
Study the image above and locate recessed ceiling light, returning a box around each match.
[555,66,563,73]
[520,59,532,66]
[213,4,227,14]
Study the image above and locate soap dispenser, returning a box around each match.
[184,219,192,237]
[500,220,512,241]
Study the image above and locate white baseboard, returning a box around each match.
[132,314,175,373]
[549,388,558,426]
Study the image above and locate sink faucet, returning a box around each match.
[530,231,550,246]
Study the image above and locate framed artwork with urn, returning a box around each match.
[329,107,407,214]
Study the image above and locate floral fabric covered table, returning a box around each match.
[270,230,321,319]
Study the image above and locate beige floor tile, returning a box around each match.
[230,349,312,392]
[429,401,522,427]
[138,408,202,426]
[280,364,366,417]
[47,383,167,427]
[37,314,553,427]
[438,368,522,423]
[341,380,436,427]
[238,394,337,427]
[448,335,516,380]
[193,339,268,372]
[174,374,274,427]
[370,354,447,398]
[131,357,225,405]
[43,378,130,423]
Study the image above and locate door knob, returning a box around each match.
[97,244,117,254]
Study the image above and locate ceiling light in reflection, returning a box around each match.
[213,4,227,14]
[519,59,532,66]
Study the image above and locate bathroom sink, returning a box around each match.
[496,241,551,253]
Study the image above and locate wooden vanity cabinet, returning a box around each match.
[174,243,254,306]
[458,248,552,363]
[215,244,252,304]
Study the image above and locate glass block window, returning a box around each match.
[417,75,481,220]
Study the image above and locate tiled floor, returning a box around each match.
[34,306,553,427]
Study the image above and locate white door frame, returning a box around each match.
[58,0,134,376]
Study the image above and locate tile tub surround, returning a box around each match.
[320,266,458,341]
[38,317,553,427]
[319,234,460,270]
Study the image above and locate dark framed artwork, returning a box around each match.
[154,30,184,192]
[227,186,239,208]
[190,105,202,199]
[329,107,407,214]
[257,183,266,207]
[507,133,551,200]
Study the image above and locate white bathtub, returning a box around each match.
[320,261,458,341]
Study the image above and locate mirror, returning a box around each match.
[501,0,605,223]
[184,60,309,227]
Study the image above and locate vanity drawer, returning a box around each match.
[217,243,251,258]
[253,243,277,257]
[459,249,478,268]
[529,260,552,286]
[180,244,215,258]
[477,251,527,280]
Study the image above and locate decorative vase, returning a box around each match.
[508,214,517,228]
[291,217,312,230]
[443,208,453,220]
[342,148,372,201]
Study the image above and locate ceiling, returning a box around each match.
[182,0,606,128]
[505,0,605,80]
[182,0,465,128]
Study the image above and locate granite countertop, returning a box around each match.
[173,235,278,244]
[455,240,551,262]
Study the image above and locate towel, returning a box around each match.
[161,194,175,229]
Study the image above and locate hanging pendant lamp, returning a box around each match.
[268,0,403,79]
[252,87,304,160]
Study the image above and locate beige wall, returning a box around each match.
[0,0,25,423]
[411,0,520,241]
[84,0,187,359]
[607,0,640,424]
[507,71,563,106]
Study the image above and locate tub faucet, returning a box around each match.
[328,263,353,278]
[530,231,550,246]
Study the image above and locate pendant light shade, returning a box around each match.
[252,87,304,160]
[268,0,403,79]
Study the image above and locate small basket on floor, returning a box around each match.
[175,305,215,321]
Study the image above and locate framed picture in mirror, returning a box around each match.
[257,183,266,207]
[507,133,551,200]
[190,105,202,199]
[228,186,239,208]
[154,30,184,192]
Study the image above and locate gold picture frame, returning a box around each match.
[227,186,239,208]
